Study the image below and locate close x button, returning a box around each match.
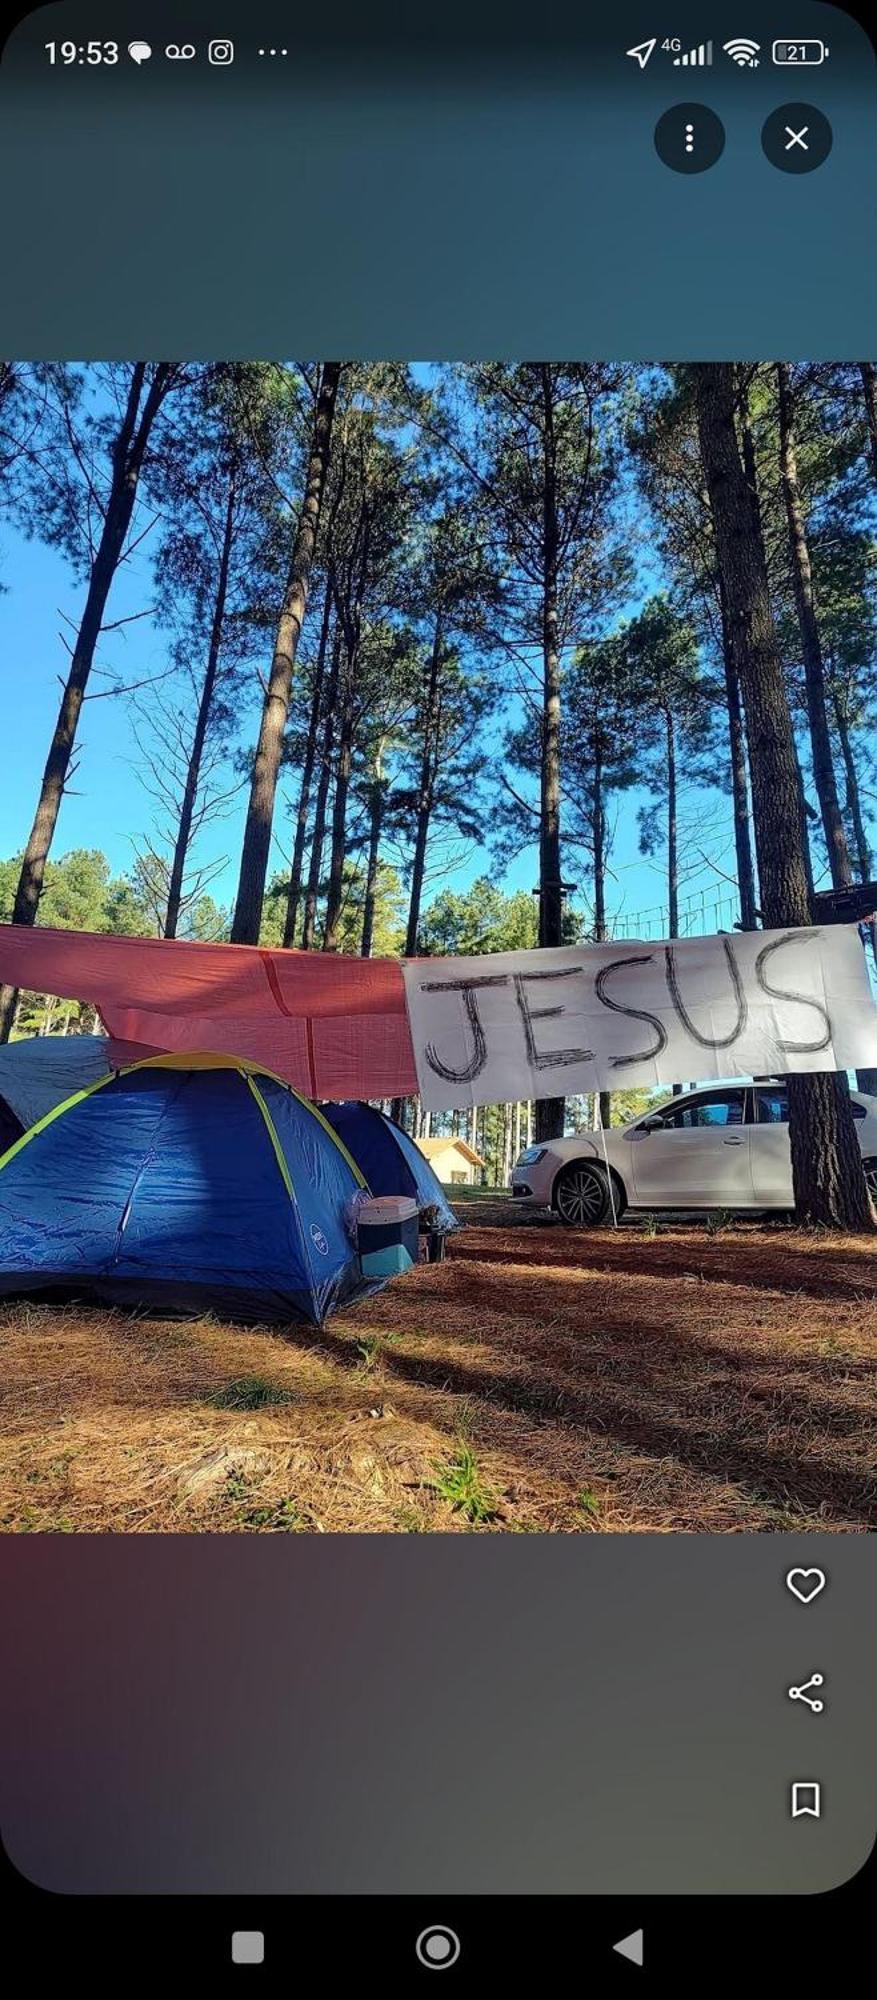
[761,103,833,172]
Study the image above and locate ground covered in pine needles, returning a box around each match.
[1,1200,875,1534]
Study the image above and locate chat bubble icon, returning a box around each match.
[791,1781,822,1818]
[127,41,152,64]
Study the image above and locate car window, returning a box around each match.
[755,1088,866,1124]
[656,1090,746,1131]
[755,1087,788,1125]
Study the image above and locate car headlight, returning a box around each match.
[516,1146,547,1166]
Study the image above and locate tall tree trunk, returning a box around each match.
[361,744,386,958]
[231,361,341,945]
[860,362,877,484]
[404,791,431,959]
[832,688,872,884]
[854,359,877,1004]
[322,661,356,950]
[404,611,443,957]
[323,494,373,952]
[831,685,877,1086]
[591,729,606,948]
[741,373,815,915]
[793,755,817,903]
[301,622,342,950]
[665,706,684,1097]
[0,362,173,1042]
[536,365,565,1142]
[665,707,679,938]
[591,726,612,1129]
[717,573,758,928]
[695,362,872,1230]
[777,364,852,892]
[164,465,236,939]
[282,579,333,947]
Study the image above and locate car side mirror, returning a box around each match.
[641,1115,664,1133]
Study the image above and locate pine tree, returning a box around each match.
[0,363,181,1040]
[694,362,873,1231]
[231,362,342,944]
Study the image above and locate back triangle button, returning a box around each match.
[613,1929,644,1967]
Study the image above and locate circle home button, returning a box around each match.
[416,1926,462,1970]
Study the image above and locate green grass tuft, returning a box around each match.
[208,1375,293,1411]
[426,1442,499,1524]
[355,1335,383,1374]
[237,1496,305,1532]
[705,1209,734,1238]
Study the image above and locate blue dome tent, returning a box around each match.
[321,1101,459,1251]
[0,1054,382,1327]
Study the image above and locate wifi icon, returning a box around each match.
[723,37,761,66]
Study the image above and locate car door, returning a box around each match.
[626,1087,754,1207]
[748,1083,794,1204]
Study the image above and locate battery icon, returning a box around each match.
[772,39,829,64]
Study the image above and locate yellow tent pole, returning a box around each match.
[244,1074,296,1201]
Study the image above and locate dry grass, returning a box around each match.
[1,1205,876,1534]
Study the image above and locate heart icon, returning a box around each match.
[786,1567,827,1604]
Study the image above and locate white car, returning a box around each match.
[510,1081,877,1225]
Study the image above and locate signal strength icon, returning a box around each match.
[674,39,713,65]
[724,37,761,66]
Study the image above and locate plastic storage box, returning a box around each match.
[357,1194,420,1278]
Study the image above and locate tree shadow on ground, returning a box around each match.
[402,1254,874,1374]
[304,1310,877,1526]
[449,1232,877,1303]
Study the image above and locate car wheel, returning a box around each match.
[553,1161,622,1227]
[864,1158,877,1202]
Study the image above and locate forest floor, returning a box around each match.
[1,1200,875,1534]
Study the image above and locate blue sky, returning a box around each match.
[0,364,753,941]
[0,500,746,936]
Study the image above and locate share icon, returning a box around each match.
[787,1673,825,1713]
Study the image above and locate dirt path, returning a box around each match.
[1,1210,875,1533]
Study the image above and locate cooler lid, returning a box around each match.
[358,1195,419,1224]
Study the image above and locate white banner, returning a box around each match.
[403,925,877,1111]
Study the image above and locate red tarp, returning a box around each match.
[0,925,419,1099]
